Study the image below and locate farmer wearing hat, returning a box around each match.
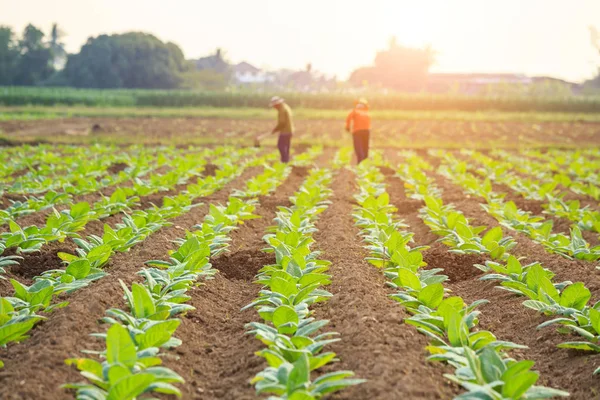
[257,96,294,163]
[346,98,371,164]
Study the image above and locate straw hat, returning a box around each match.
[269,96,285,107]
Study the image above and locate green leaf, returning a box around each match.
[106,373,155,400]
[271,277,298,298]
[106,324,137,368]
[136,320,180,349]
[590,308,600,335]
[130,283,156,319]
[557,341,600,352]
[70,202,91,219]
[65,259,92,280]
[506,255,522,274]
[287,353,310,395]
[482,226,502,245]
[107,364,132,385]
[272,305,299,335]
[288,391,315,400]
[559,282,591,311]
[417,283,444,309]
[479,346,505,383]
[502,367,539,398]
[396,268,421,291]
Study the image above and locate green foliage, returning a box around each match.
[64,324,184,399]
[13,24,54,86]
[353,159,568,398]
[63,32,188,89]
[4,86,600,112]
[244,164,364,398]
[0,27,19,85]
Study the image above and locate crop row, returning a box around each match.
[62,148,322,398]
[0,144,124,182]
[0,144,168,195]
[5,86,600,112]
[465,150,600,236]
[0,146,242,260]
[405,150,600,369]
[491,150,600,203]
[243,162,365,399]
[0,147,276,369]
[353,160,568,398]
[440,153,600,261]
[0,145,190,225]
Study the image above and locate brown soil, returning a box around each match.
[0,166,263,400]
[3,143,600,399]
[158,165,309,400]
[2,242,77,282]
[203,163,219,177]
[312,169,458,399]
[4,118,600,148]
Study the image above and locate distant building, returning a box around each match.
[426,73,579,94]
[193,49,229,73]
[426,73,532,93]
[232,62,274,84]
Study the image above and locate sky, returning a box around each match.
[2,0,600,83]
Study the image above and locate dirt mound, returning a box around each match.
[107,162,128,175]
[211,249,273,281]
[423,242,486,283]
[203,163,219,177]
[5,242,76,282]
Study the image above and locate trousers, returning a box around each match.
[353,130,370,164]
[278,133,292,163]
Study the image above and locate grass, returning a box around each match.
[3,105,600,122]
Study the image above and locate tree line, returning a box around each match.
[0,23,190,89]
[2,23,595,93]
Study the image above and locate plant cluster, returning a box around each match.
[353,161,568,399]
[0,148,272,363]
[431,150,600,370]
[243,165,365,399]
[63,151,316,399]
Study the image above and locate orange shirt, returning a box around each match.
[346,108,371,133]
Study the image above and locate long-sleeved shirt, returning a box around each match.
[346,108,371,133]
[273,103,294,134]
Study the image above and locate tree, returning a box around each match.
[48,23,67,69]
[63,32,188,89]
[13,24,54,85]
[349,37,436,92]
[0,26,20,85]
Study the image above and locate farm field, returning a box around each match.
[2,126,600,400]
[1,115,600,148]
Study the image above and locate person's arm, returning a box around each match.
[345,110,354,132]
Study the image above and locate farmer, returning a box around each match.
[345,98,371,164]
[268,96,294,163]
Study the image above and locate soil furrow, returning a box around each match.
[159,165,310,400]
[311,169,457,400]
[0,165,262,400]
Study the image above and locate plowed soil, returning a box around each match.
[3,143,600,400]
[3,117,600,148]
[313,169,458,399]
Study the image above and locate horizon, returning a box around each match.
[2,0,600,83]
